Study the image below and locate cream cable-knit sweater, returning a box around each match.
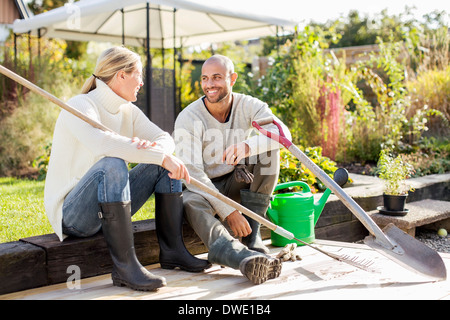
[173,93,291,220]
[44,79,174,241]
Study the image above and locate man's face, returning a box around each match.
[201,61,235,104]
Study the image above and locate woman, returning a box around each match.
[44,47,210,292]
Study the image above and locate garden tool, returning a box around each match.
[252,116,447,281]
[0,64,376,272]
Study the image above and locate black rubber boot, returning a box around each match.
[155,192,211,272]
[99,201,166,291]
[240,189,270,254]
[208,236,282,285]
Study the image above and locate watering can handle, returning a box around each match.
[274,181,311,193]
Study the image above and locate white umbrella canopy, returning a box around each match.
[13,0,297,48]
[12,0,297,131]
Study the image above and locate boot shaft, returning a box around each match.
[99,201,166,291]
[240,189,271,215]
[154,192,211,272]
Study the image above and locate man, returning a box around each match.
[173,55,291,284]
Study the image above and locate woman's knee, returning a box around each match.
[96,157,130,202]
[99,157,129,183]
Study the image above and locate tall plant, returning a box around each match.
[343,36,434,161]
[255,26,350,160]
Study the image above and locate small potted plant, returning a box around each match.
[376,150,415,216]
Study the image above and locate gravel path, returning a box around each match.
[415,228,450,253]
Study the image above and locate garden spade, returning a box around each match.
[252,116,447,281]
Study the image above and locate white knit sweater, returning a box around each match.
[44,79,174,241]
[173,93,291,220]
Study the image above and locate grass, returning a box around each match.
[0,177,155,243]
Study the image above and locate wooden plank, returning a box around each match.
[315,220,369,243]
[0,241,47,295]
[22,232,111,285]
[19,219,207,285]
[3,240,449,300]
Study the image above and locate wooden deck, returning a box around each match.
[1,240,449,301]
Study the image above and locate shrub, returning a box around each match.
[406,65,450,137]
[278,147,340,193]
[402,137,450,176]
[0,36,86,177]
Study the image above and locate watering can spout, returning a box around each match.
[313,189,331,225]
[313,168,349,226]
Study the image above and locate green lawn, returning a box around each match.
[0,177,155,243]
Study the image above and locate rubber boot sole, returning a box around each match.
[111,271,166,292]
[239,256,282,285]
[160,261,212,273]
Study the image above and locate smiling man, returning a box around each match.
[173,55,291,284]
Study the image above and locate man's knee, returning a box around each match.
[249,150,280,195]
[183,191,214,217]
[182,190,231,248]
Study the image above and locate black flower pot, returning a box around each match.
[379,193,408,216]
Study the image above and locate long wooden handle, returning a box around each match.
[188,178,295,240]
[0,64,113,133]
[188,178,277,230]
[0,64,295,240]
[254,116,274,126]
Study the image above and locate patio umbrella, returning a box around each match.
[13,0,296,48]
[12,0,297,131]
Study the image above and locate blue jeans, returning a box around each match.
[62,157,181,238]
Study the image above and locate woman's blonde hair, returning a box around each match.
[81,46,142,94]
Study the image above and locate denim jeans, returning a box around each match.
[62,157,181,238]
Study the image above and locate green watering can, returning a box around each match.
[267,168,348,247]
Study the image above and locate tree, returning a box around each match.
[28,0,87,59]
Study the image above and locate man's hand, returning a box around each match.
[226,210,252,237]
[222,142,250,166]
[161,154,191,183]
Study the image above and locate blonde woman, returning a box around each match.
[44,47,210,291]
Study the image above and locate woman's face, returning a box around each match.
[110,62,144,102]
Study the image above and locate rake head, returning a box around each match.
[293,237,377,273]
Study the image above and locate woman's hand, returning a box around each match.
[132,137,156,149]
[161,154,191,183]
